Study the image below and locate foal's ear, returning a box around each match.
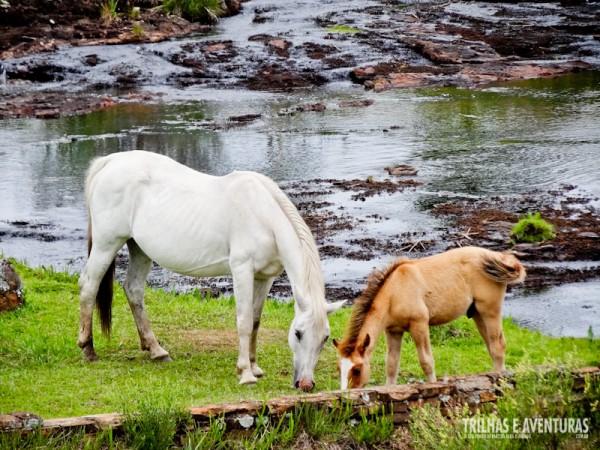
[326,300,346,315]
[332,338,340,349]
[358,334,371,355]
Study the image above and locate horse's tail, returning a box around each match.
[85,156,116,337]
[481,251,526,285]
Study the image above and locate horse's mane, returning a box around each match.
[256,174,327,327]
[337,258,407,354]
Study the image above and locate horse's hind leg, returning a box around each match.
[124,239,170,361]
[384,330,404,385]
[409,321,436,382]
[249,277,274,378]
[78,242,122,361]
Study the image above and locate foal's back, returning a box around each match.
[385,247,511,326]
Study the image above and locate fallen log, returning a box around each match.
[1,366,598,435]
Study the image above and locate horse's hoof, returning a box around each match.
[239,374,258,386]
[152,354,173,363]
[252,366,264,378]
[83,348,99,362]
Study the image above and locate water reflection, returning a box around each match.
[413,72,600,197]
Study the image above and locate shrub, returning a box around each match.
[162,0,223,23]
[511,212,555,243]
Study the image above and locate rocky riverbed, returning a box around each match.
[1,0,599,302]
[1,0,599,118]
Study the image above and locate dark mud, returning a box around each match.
[1,1,599,118]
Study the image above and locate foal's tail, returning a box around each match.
[481,251,526,285]
[85,156,116,337]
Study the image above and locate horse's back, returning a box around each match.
[85,151,288,277]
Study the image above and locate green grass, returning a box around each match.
[409,366,600,449]
[0,261,598,420]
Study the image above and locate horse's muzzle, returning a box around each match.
[295,378,315,392]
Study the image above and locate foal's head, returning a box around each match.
[333,334,372,389]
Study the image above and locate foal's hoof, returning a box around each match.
[152,354,173,363]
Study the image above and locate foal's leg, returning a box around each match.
[480,313,506,371]
[78,242,123,361]
[384,330,404,385]
[232,263,259,385]
[124,239,170,361]
[472,311,492,356]
[249,277,274,378]
[409,321,436,382]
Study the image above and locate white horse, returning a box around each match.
[78,150,345,391]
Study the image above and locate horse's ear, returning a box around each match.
[332,338,340,349]
[326,300,346,315]
[358,334,371,355]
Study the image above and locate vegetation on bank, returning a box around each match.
[0,261,598,447]
[511,211,556,243]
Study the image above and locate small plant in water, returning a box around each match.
[132,21,145,37]
[327,24,361,33]
[129,5,141,20]
[511,212,555,243]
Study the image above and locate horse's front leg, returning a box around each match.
[384,330,404,385]
[232,264,259,385]
[124,240,170,361]
[249,278,274,378]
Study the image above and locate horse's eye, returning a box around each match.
[324,335,329,344]
[295,330,303,341]
[352,367,361,377]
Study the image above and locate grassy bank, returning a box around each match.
[1,261,599,420]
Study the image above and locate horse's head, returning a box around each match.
[289,300,345,392]
[333,334,371,389]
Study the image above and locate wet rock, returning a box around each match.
[278,102,327,116]
[338,99,374,108]
[228,113,262,123]
[0,259,23,313]
[244,64,327,92]
[385,164,418,177]
[83,53,99,66]
[267,39,291,58]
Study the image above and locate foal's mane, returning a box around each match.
[338,258,407,353]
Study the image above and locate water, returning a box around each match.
[504,280,600,338]
[1,52,600,337]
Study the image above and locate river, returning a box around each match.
[1,72,599,337]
